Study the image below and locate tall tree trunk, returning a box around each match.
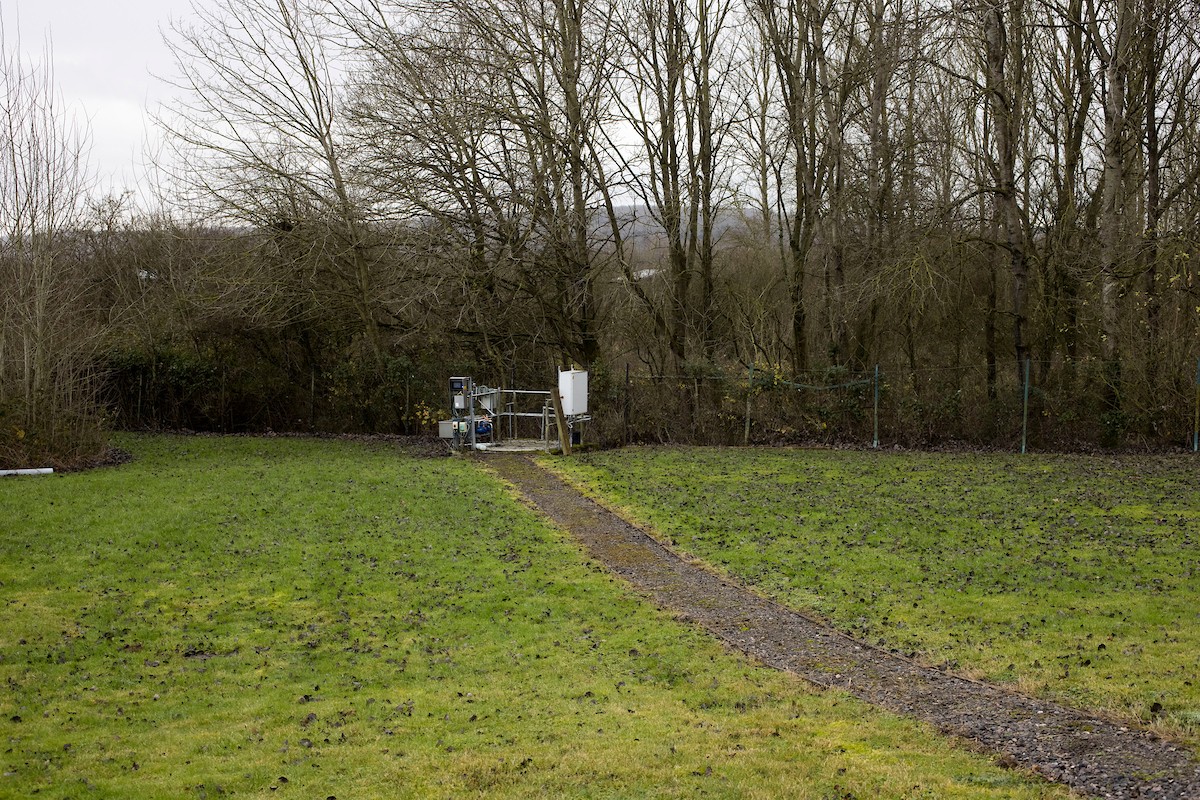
[1141,0,1162,395]
[556,0,599,366]
[1093,0,1135,435]
[981,0,1030,381]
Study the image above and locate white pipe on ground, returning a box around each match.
[0,468,54,476]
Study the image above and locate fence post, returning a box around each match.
[693,377,700,440]
[551,388,571,455]
[744,362,754,445]
[1193,357,1199,452]
[1021,357,1031,454]
[873,364,880,449]
[624,363,631,446]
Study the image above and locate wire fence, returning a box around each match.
[585,357,1200,452]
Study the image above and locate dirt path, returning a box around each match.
[485,453,1200,800]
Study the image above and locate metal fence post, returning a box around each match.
[624,363,631,446]
[744,363,754,445]
[1021,357,1031,454]
[873,364,880,449]
[1193,357,1199,452]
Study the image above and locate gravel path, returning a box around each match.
[485,453,1200,800]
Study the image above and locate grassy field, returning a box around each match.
[550,446,1200,740]
[0,435,1065,798]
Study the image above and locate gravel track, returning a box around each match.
[485,452,1200,800]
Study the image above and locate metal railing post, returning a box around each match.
[1021,358,1031,454]
[873,364,880,449]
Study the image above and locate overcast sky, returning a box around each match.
[3,0,201,197]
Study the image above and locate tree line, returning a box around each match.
[3,0,1200,465]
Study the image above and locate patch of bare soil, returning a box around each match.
[485,453,1200,800]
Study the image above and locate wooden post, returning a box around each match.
[551,387,572,456]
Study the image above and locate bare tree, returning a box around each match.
[749,0,839,374]
[1132,0,1200,395]
[606,0,741,371]
[159,0,397,365]
[341,0,622,369]
[962,0,1034,380]
[1085,0,1137,429]
[342,11,554,369]
[0,21,103,466]
[107,0,1200,443]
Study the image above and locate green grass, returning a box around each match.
[549,446,1200,740]
[0,435,1064,798]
